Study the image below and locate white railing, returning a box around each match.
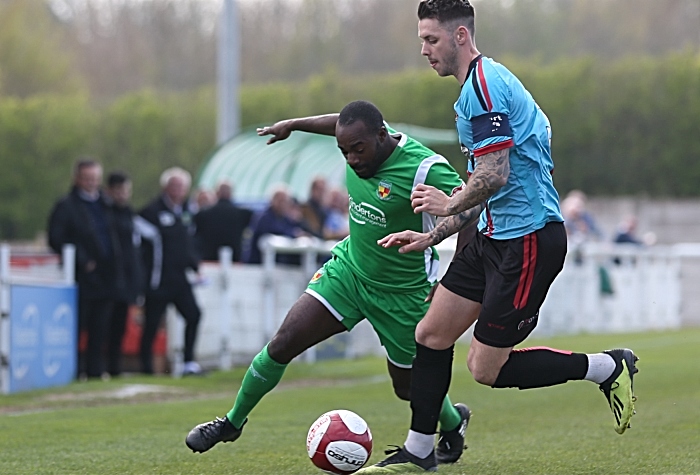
[171,237,700,373]
[4,239,696,380]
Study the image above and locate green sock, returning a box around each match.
[226,345,287,429]
[438,395,461,432]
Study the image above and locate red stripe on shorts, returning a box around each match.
[513,233,537,309]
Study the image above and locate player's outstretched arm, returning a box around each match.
[412,148,510,216]
[378,203,484,254]
[257,114,340,145]
[378,230,435,254]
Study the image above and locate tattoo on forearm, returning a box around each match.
[429,203,485,245]
[446,148,510,215]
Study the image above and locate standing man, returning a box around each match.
[48,158,117,380]
[104,171,143,377]
[360,1,639,472]
[139,167,204,376]
[185,101,471,466]
[194,181,253,262]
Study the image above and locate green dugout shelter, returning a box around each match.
[196,123,458,208]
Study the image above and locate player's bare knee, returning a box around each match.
[467,357,498,386]
[267,331,296,364]
[470,366,498,386]
[415,320,444,347]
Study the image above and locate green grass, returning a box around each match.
[2,329,700,474]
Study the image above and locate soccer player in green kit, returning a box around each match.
[185,101,479,465]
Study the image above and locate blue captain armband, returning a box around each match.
[471,112,513,143]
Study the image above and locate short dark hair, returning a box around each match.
[73,157,100,175]
[338,100,384,135]
[418,0,475,37]
[107,171,130,188]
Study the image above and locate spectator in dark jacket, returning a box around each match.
[299,176,328,238]
[194,181,253,262]
[613,215,643,245]
[104,171,144,377]
[244,186,307,265]
[138,167,203,375]
[48,158,118,379]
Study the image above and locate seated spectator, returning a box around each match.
[613,215,643,245]
[561,189,604,245]
[244,186,308,265]
[192,188,216,214]
[300,176,328,238]
[323,187,350,240]
[194,181,253,262]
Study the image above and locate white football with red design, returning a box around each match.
[307,409,373,474]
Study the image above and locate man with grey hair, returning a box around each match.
[138,167,204,375]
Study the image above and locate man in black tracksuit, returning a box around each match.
[48,159,119,379]
[138,167,203,375]
[104,171,144,377]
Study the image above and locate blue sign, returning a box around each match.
[9,284,77,393]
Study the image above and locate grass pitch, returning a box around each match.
[1,329,699,474]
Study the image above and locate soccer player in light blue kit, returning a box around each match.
[360,1,639,472]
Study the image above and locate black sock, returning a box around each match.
[410,343,454,434]
[493,347,588,389]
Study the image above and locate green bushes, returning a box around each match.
[1,54,699,240]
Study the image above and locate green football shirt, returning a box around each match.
[331,128,464,292]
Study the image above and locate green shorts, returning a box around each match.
[305,257,432,368]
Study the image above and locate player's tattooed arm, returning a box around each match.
[445,148,510,215]
[411,148,510,217]
[257,114,339,144]
[429,203,485,245]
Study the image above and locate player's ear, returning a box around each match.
[455,25,469,45]
[377,126,388,142]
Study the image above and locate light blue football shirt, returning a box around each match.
[455,55,563,239]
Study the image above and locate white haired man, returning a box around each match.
[138,167,204,375]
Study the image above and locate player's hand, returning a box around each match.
[377,230,434,254]
[257,120,294,144]
[411,184,451,216]
[424,284,438,302]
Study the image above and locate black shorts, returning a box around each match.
[440,221,567,348]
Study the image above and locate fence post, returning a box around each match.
[261,236,278,342]
[0,244,10,394]
[218,246,234,370]
[61,244,76,285]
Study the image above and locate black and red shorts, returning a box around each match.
[440,221,567,348]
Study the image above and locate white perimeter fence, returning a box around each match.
[2,238,699,378]
[166,236,700,375]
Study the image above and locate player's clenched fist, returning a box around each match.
[411,184,451,216]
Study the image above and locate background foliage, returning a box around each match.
[1,54,699,240]
[0,0,699,240]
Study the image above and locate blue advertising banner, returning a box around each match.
[9,285,77,393]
